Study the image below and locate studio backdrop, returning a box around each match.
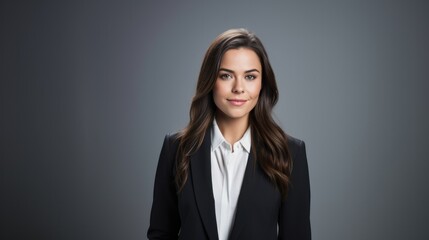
[2,0,428,239]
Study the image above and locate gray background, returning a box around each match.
[2,0,428,239]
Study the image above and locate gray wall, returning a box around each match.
[2,0,428,239]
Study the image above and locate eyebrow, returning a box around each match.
[218,68,260,73]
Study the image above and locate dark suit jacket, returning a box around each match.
[148,130,311,240]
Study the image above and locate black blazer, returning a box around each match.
[148,130,311,240]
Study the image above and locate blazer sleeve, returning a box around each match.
[147,135,180,240]
[278,139,311,240]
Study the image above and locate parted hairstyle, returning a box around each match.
[176,28,292,198]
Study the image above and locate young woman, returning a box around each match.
[148,28,311,240]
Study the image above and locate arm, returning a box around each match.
[278,140,311,240]
[147,135,180,240]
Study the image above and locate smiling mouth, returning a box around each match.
[227,99,247,106]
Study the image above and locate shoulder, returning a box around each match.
[285,134,309,180]
[164,132,180,144]
[156,132,181,177]
[159,132,181,158]
[285,133,308,172]
[158,132,181,156]
[162,131,182,146]
[286,134,304,146]
[286,134,306,157]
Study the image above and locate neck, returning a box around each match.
[215,114,249,145]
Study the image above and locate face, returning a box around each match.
[213,48,262,123]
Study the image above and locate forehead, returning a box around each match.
[220,48,261,70]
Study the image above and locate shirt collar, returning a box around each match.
[211,118,251,153]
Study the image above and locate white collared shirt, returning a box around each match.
[211,119,251,240]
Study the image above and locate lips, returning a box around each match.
[227,99,247,106]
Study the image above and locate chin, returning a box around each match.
[215,106,252,121]
[222,112,249,120]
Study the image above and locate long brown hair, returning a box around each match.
[176,28,292,198]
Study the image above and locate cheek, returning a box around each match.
[212,83,224,103]
[249,82,262,99]
[213,81,227,98]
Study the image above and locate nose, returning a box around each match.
[232,78,244,93]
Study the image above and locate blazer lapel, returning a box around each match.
[190,131,219,240]
[228,152,255,240]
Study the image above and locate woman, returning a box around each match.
[148,28,311,240]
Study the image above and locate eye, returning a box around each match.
[245,75,256,80]
[219,73,233,80]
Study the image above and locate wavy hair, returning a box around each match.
[176,28,292,198]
